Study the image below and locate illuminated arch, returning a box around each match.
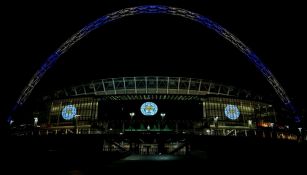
[13,5,299,122]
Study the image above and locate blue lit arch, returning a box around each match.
[13,5,299,122]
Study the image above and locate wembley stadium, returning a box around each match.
[12,75,296,156]
[41,76,276,135]
[3,6,306,171]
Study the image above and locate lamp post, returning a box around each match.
[160,113,166,131]
[129,112,135,131]
[248,120,252,128]
[34,117,38,127]
[75,115,80,134]
[160,112,166,119]
[214,116,219,128]
[270,122,274,138]
[214,116,219,135]
[129,112,135,119]
[298,127,302,134]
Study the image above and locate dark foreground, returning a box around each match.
[1,135,306,174]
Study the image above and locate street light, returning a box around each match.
[129,112,135,119]
[160,112,166,119]
[9,120,14,126]
[214,116,219,127]
[34,117,38,125]
[159,113,166,131]
[213,116,219,135]
[75,115,81,134]
[298,127,302,134]
[129,112,135,131]
[248,120,252,128]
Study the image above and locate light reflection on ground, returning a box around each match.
[121,154,183,161]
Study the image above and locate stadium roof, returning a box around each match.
[50,76,263,101]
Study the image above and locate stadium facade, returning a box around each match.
[39,76,277,136]
[24,76,297,155]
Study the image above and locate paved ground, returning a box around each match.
[1,135,306,174]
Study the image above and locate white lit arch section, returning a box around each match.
[13,5,299,122]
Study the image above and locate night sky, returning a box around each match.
[0,0,306,123]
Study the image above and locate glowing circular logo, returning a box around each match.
[140,102,158,116]
[224,104,240,120]
[62,105,77,120]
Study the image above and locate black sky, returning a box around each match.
[0,0,306,122]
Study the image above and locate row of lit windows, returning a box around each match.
[47,96,276,128]
[49,97,98,126]
[203,97,276,125]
